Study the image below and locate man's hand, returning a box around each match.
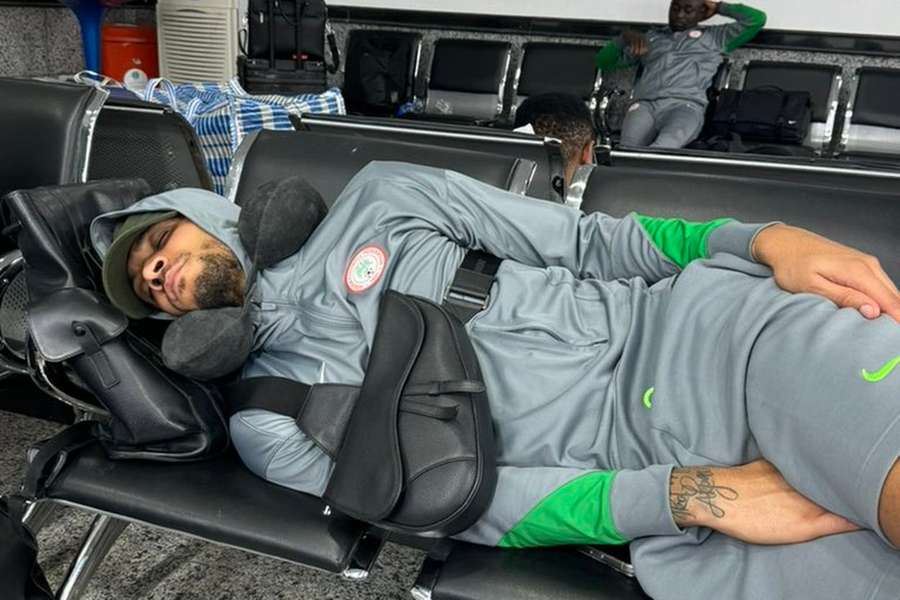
[752,224,900,322]
[622,30,649,57]
[703,0,720,20]
[670,460,860,545]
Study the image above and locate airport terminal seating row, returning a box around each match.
[1,79,899,599]
[352,31,900,160]
[342,33,601,125]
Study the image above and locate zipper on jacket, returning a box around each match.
[264,299,362,330]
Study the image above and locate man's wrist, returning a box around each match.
[669,466,739,530]
[750,223,790,265]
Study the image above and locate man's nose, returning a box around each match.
[143,255,168,290]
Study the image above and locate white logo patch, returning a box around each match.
[345,245,388,294]
[628,102,642,112]
[689,30,703,39]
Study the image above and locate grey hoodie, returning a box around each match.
[91,161,770,548]
[597,3,768,107]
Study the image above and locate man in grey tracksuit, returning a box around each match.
[597,1,767,148]
[92,162,900,599]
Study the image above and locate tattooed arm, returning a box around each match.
[670,460,860,545]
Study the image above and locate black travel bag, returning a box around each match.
[0,422,97,600]
[344,31,419,116]
[241,0,339,95]
[5,180,230,462]
[709,86,813,145]
[225,290,498,538]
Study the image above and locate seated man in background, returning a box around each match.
[596,0,766,148]
[92,162,899,600]
[514,92,596,195]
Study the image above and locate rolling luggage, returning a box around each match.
[240,0,340,95]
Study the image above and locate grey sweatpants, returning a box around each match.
[629,257,900,599]
[620,98,705,149]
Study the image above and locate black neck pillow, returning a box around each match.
[160,176,328,381]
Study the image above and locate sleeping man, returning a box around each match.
[91,162,900,599]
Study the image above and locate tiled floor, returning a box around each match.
[1,408,426,599]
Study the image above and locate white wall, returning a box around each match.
[335,0,900,38]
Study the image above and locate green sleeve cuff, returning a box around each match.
[596,41,624,71]
[635,214,733,269]
[719,3,767,52]
[498,471,628,548]
[707,221,780,263]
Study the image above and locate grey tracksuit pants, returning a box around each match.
[620,98,706,149]
[630,256,900,600]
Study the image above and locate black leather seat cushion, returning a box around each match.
[852,68,900,130]
[430,40,510,94]
[232,129,526,207]
[47,442,367,572]
[431,544,649,600]
[583,158,900,283]
[519,43,600,100]
[744,62,839,122]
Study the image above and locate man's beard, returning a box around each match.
[195,252,245,309]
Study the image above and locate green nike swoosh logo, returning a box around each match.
[862,355,900,383]
[643,387,655,409]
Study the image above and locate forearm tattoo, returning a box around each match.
[670,468,739,524]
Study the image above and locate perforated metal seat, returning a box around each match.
[512,43,602,120]
[421,39,512,123]
[88,97,213,194]
[840,67,900,159]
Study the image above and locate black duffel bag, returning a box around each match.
[710,86,813,145]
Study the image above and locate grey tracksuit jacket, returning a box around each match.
[91,161,770,549]
[597,3,767,107]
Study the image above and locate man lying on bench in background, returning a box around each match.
[91,160,899,599]
[597,0,766,149]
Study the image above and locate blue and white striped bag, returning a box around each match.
[142,78,345,194]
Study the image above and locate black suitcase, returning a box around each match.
[241,0,339,95]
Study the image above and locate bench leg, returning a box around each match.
[342,531,384,581]
[57,514,129,600]
[23,500,60,536]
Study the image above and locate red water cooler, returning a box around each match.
[101,24,159,89]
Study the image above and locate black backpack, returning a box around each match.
[345,32,418,116]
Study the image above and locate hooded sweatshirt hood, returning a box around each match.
[90,188,251,318]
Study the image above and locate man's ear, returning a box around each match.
[581,141,596,166]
